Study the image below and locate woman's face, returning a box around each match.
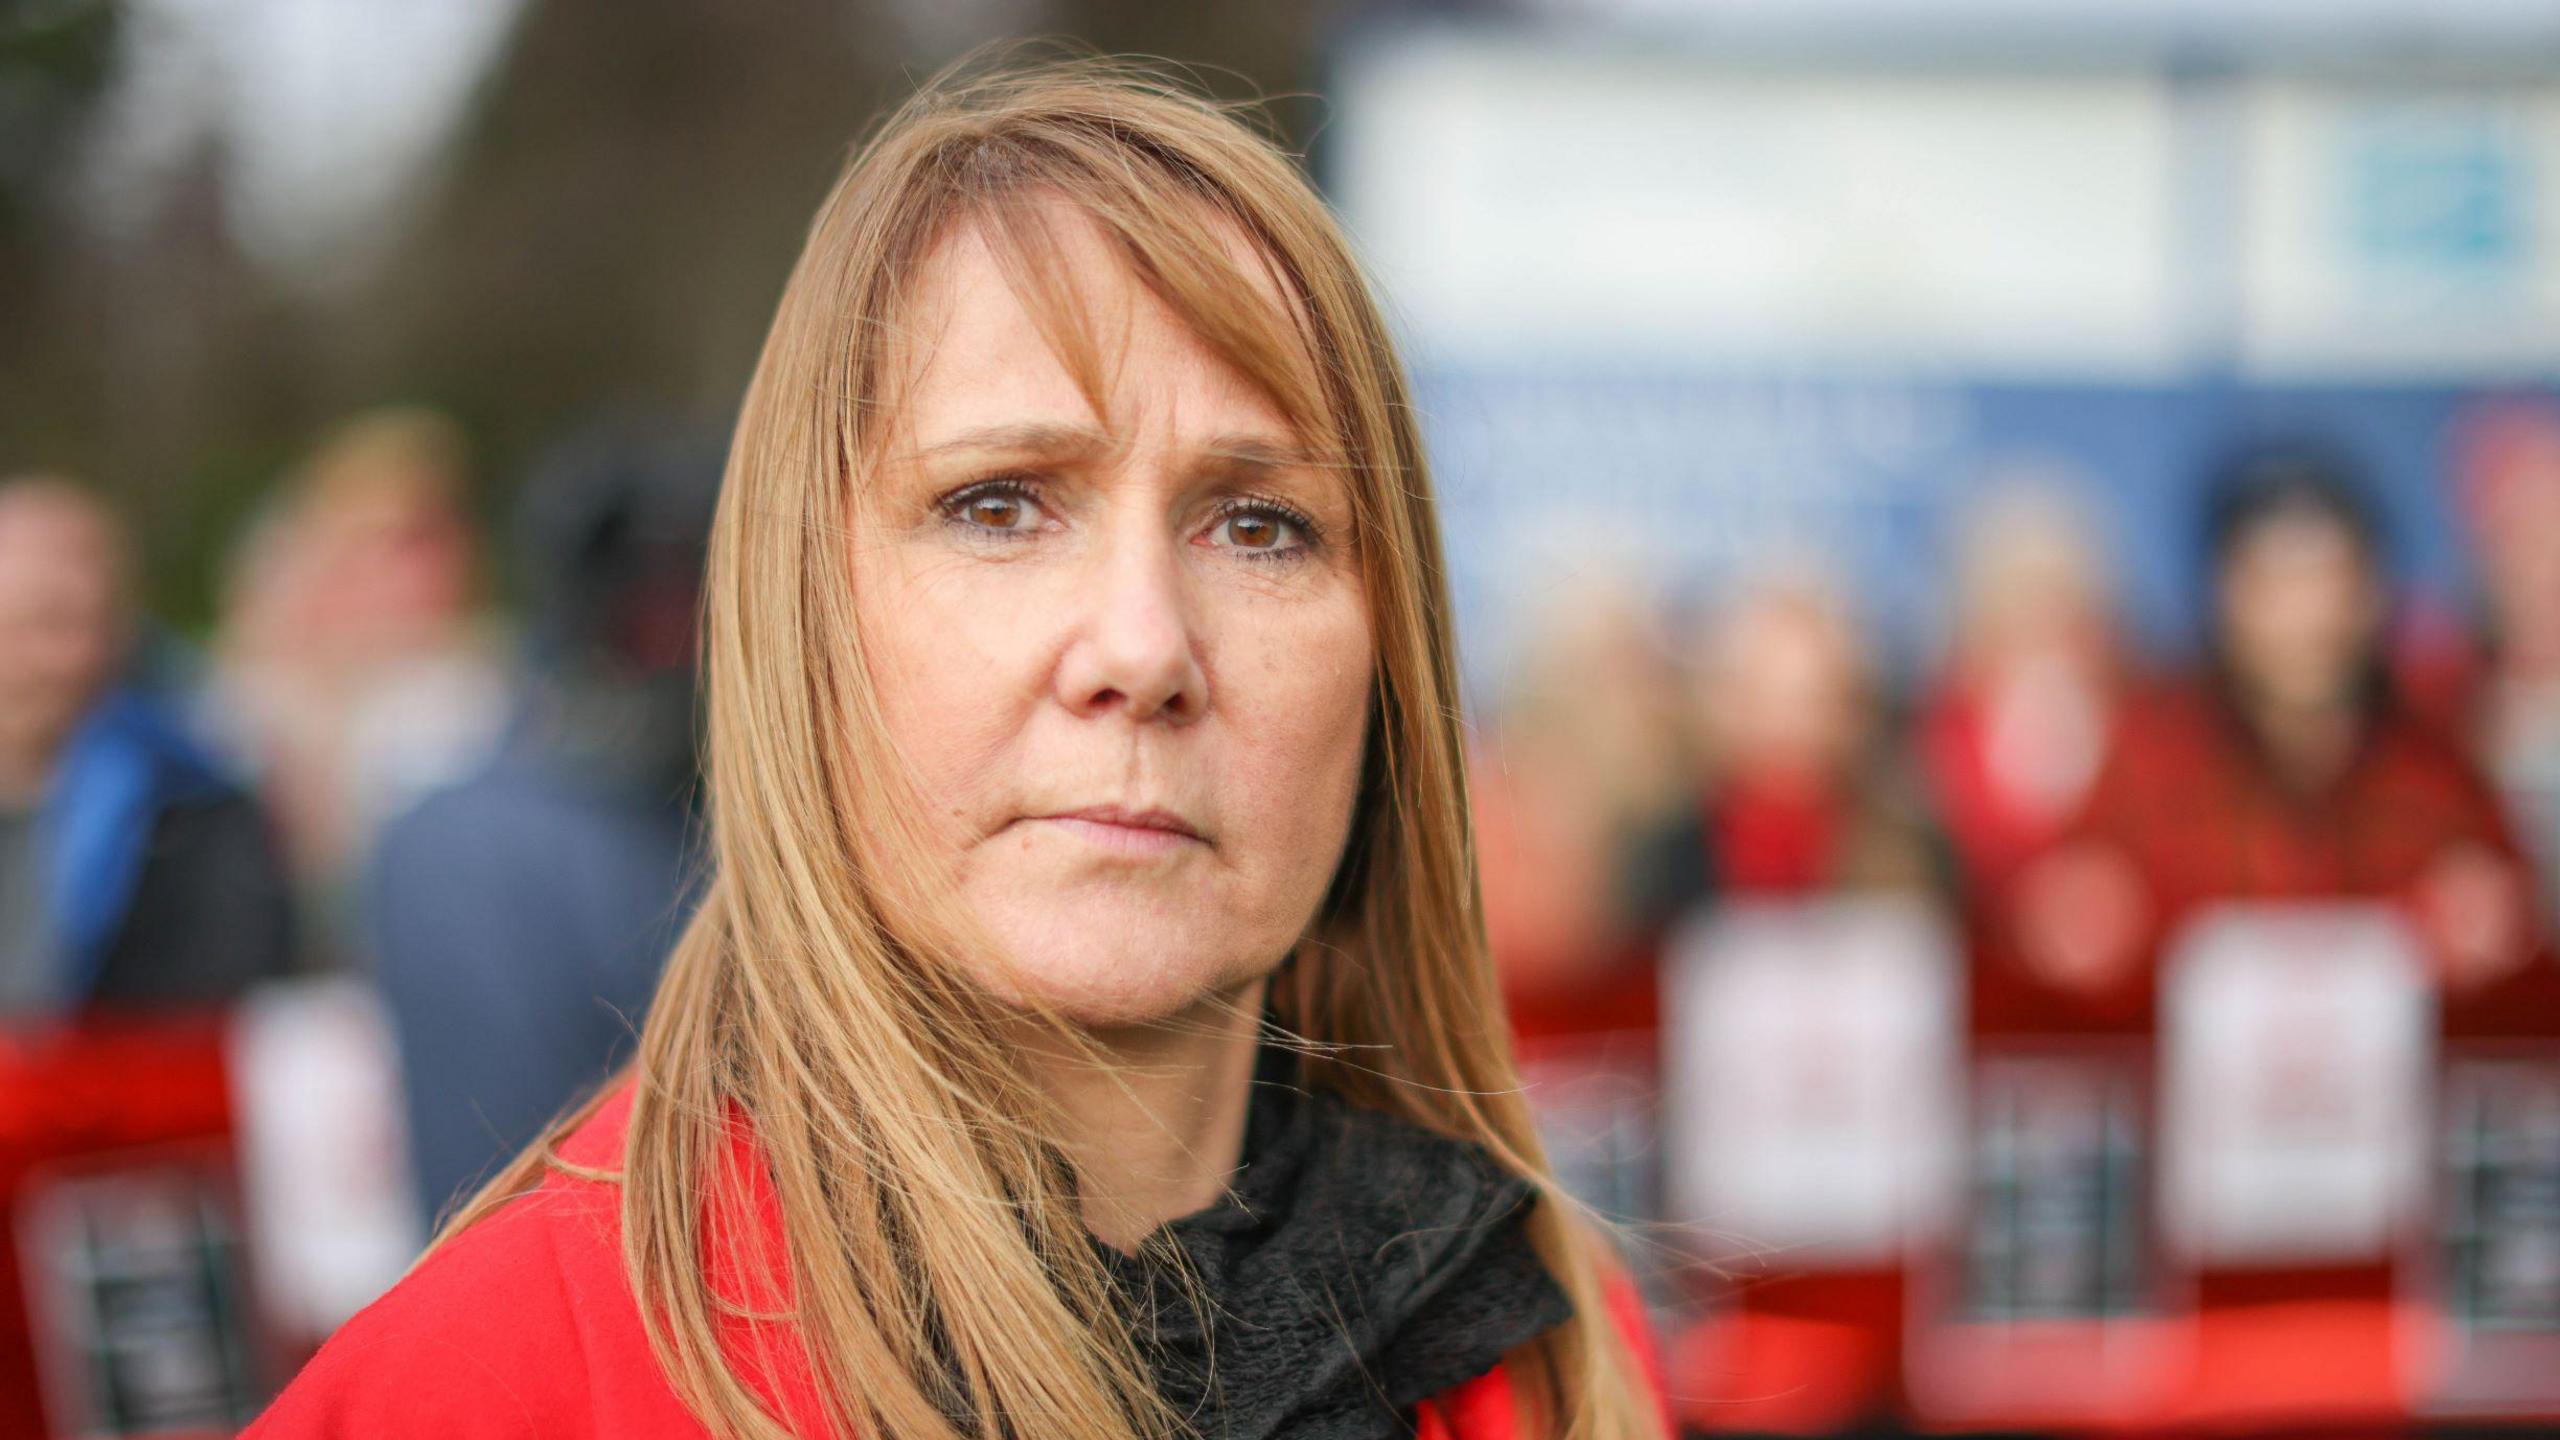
[849,210,1374,1026]
[1700,590,1869,784]
[2217,511,2383,714]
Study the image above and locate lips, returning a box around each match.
[1036,804,1206,842]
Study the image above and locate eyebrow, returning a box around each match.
[1203,435,1333,472]
[906,423,1329,472]
[910,422,1114,462]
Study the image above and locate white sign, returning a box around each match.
[1332,35,2184,376]
[2238,78,2560,380]
[1665,897,1963,1265]
[2160,904,2434,1265]
[227,978,425,1339]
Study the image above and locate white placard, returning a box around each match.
[2160,904,2434,1265]
[1665,897,1963,1265]
[227,978,425,1338]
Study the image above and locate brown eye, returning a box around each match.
[1208,507,1305,556]
[943,480,1044,535]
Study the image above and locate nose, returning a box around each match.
[1053,518,1206,725]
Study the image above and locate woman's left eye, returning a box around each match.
[939,479,1046,536]
[1205,504,1310,557]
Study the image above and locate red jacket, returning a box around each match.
[1996,683,2538,1028]
[2082,685,2524,933]
[247,1083,1661,1439]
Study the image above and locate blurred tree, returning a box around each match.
[0,1,123,460]
[340,0,900,488]
[1045,0,1333,137]
[3,0,1333,628]
[2,0,313,629]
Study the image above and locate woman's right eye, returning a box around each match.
[940,479,1045,536]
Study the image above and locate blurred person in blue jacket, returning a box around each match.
[366,425,716,1219]
[0,476,295,1020]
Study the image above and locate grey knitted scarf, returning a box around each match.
[1093,1055,1574,1440]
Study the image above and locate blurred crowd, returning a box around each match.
[1476,401,2560,1434]
[1487,411,2560,1012]
[1482,409,2560,1048]
[0,409,716,1432]
[3,394,2560,1435]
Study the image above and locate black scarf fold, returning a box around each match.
[1093,1055,1574,1440]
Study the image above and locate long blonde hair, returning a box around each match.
[445,50,1656,1440]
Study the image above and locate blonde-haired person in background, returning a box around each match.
[247,53,1666,1440]
[206,406,509,948]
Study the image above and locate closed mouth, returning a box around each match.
[1035,804,1206,842]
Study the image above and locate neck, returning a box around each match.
[2243,689,2361,791]
[1027,975,1271,1254]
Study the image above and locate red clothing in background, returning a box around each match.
[2053,683,2542,1428]
[2000,683,2537,1025]
[1474,740,1670,1047]
[0,1019,241,1438]
[2079,684,2521,937]
[1675,774,1946,1434]
[1709,776,1837,894]
[1921,674,2114,895]
[247,1084,1665,1439]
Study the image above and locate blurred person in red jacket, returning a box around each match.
[1668,569,1951,1434]
[247,57,1666,1440]
[1920,474,2147,1045]
[1472,574,1700,1272]
[2011,442,2535,1017]
[2008,443,2540,1429]
[0,476,293,1021]
[2445,398,2560,922]
[1476,573,1698,1046]
[1922,471,2128,899]
[1691,569,1943,902]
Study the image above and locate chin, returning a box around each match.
[969,900,1283,1029]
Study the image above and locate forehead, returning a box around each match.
[0,506,120,616]
[0,494,115,567]
[892,202,1304,446]
[2229,510,2369,570]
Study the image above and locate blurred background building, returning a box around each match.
[6,0,2560,1435]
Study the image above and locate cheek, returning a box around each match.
[855,553,1047,821]
[1210,594,1374,867]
